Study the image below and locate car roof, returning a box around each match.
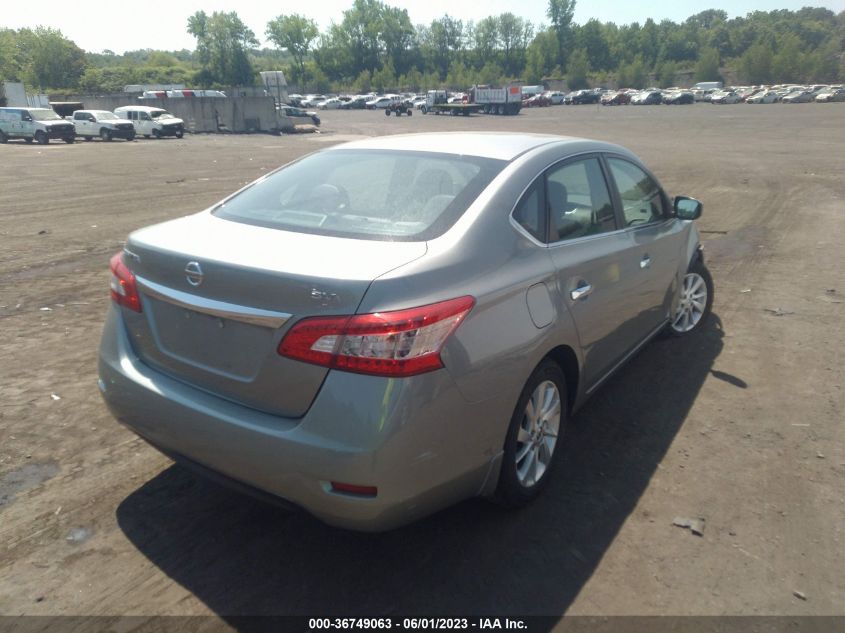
[331,132,607,162]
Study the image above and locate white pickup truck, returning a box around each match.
[113,106,184,138]
[72,110,135,141]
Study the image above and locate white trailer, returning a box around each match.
[520,85,545,98]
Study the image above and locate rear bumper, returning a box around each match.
[98,306,501,531]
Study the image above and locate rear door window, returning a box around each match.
[606,157,667,227]
[547,158,617,242]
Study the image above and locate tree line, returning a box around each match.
[1,1,844,94]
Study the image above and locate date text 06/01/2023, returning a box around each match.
[307,618,528,630]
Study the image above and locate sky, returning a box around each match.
[3,0,845,54]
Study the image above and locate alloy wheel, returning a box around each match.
[515,380,561,488]
[672,272,708,333]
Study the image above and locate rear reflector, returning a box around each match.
[278,296,475,377]
[330,482,378,497]
[109,251,141,313]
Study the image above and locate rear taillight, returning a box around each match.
[278,296,475,377]
[109,252,141,313]
[330,482,378,497]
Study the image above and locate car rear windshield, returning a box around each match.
[213,149,506,241]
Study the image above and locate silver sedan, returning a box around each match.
[99,133,713,531]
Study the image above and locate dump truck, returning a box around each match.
[471,84,523,115]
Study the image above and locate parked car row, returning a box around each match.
[288,93,406,110]
[591,83,845,106]
[0,105,185,144]
[280,82,843,126]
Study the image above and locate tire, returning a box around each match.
[385,109,391,116]
[667,259,714,336]
[126,133,135,141]
[495,359,568,508]
[35,131,48,145]
[0,130,7,144]
[152,129,161,139]
[406,110,412,116]
[63,136,75,144]
[421,106,428,114]
[175,130,183,139]
[100,128,112,142]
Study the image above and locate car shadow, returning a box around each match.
[116,315,725,626]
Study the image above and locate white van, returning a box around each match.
[114,105,184,138]
[692,81,723,91]
[0,107,76,144]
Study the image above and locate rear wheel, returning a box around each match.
[35,130,48,145]
[385,109,391,116]
[63,136,75,144]
[175,130,183,139]
[126,132,135,141]
[421,106,428,114]
[495,360,567,508]
[668,259,714,336]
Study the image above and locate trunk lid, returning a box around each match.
[122,211,427,417]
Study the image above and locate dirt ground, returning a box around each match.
[1,104,843,628]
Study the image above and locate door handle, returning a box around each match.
[570,282,593,301]
[640,255,652,269]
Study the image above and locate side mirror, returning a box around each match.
[674,196,703,221]
[23,116,32,122]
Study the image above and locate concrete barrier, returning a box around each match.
[63,95,282,134]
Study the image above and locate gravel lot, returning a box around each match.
[1,103,843,626]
